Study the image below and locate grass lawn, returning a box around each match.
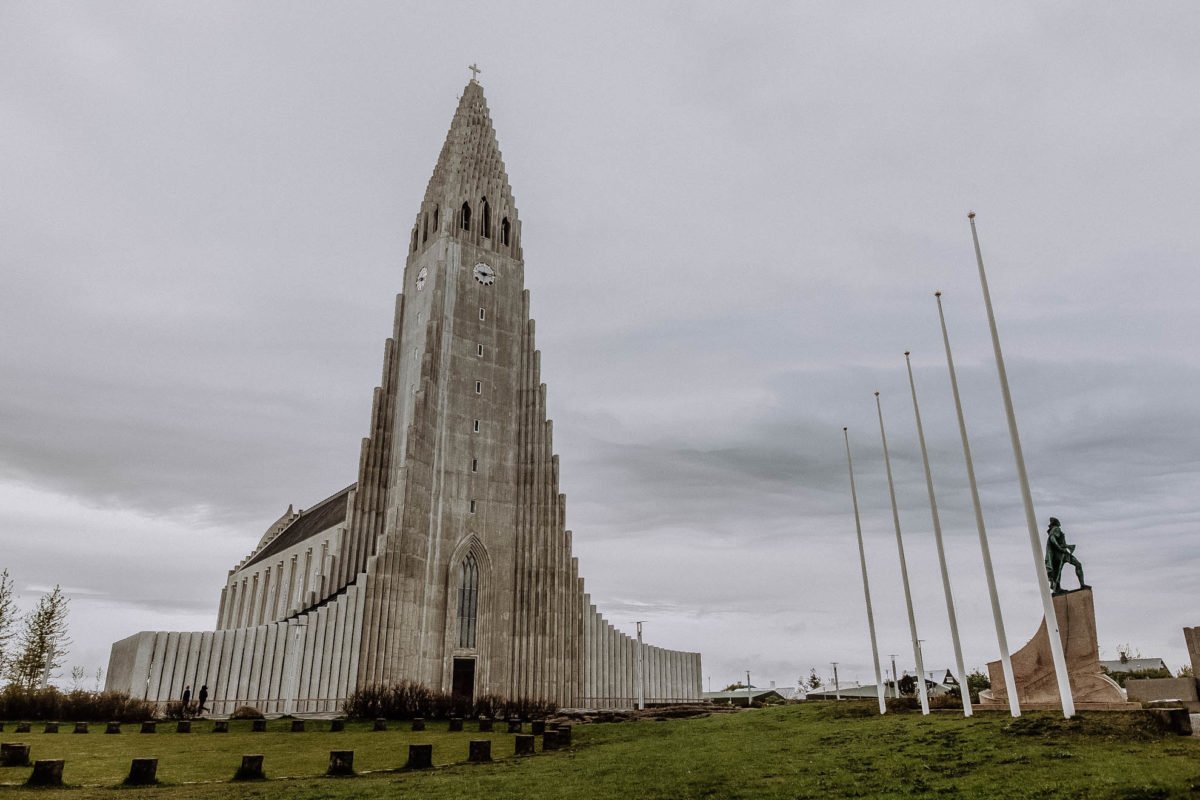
[1,704,1198,799]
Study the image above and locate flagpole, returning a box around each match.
[968,212,1075,719]
[843,427,887,715]
[875,392,930,715]
[936,291,1020,717]
[904,352,972,717]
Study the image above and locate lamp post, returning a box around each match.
[832,662,841,701]
[635,621,645,710]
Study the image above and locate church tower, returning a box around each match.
[107,78,702,712]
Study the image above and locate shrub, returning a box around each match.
[231,706,265,720]
[0,685,154,722]
[342,682,557,721]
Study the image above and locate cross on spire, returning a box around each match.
[468,63,481,83]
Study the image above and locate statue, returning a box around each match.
[1045,517,1088,594]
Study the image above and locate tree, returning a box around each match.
[0,569,15,676]
[1178,665,1193,678]
[806,668,823,690]
[7,586,70,690]
[722,682,747,692]
[1115,643,1141,664]
[965,669,991,702]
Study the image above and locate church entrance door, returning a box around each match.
[452,658,476,706]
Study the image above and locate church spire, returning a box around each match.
[416,80,520,257]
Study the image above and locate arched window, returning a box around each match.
[481,198,491,239]
[457,553,479,648]
[500,217,510,246]
[460,202,471,232]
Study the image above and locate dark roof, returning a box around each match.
[243,485,353,569]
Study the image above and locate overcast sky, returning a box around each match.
[2,2,1198,694]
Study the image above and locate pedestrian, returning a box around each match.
[197,684,209,716]
[182,685,191,718]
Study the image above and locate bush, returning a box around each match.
[0,685,155,722]
[231,706,265,720]
[342,681,557,721]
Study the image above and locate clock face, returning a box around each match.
[416,267,428,291]
[473,262,496,286]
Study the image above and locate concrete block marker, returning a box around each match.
[531,720,545,735]
[556,724,572,745]
[330,719,345,732]
[73,722,89,734]
[105,722,121,734]
[252,719,267,732]
[0,721,4,731]
[506,719,522,733]
[542,731,560,751]
[478,717,493,732]
[176,720,192,733]
[233,754,266,781]
[448,717,463,732]
[327,750,355,776]
[291,720,305,733]
[411,718,425,732]
[213,720,229,733]
[373,718,387,732]
[404,743,433,770]
[514,734,535,756]
[15,723,30,734]
[43,723,59,734]
[468,740,492,763]
[26,759,64,787]
[140,721,156,734]
[1,743,31,767]
[124,758,158,786]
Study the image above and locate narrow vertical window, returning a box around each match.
[477,344,484,357]
[457,553,479,648]
[475,381,482,394]
[471,458,478,472]
[433,206,439,231]
[501,217,510,246]
[481,197,491,238]
[473,419,480,433]
[422,212,428,243]
[460,201,471,231]
[469,499,477,514]
[479,307,486,321]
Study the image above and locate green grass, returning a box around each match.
[2,705,1198,799]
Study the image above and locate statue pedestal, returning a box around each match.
[982,588,1134,710]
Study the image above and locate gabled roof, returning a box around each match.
[243,485,353,569]
[1100,658,1169,673]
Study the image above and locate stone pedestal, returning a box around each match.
[514,734,535,756]
[372,718,387,732]
[251,719,267,732]
[411,718,425,732]
[43,723,59,734]
[140,721,156,734]
[468,740,491,763]
[290,720,305,733]
[404,743,433,769]
[330,719,345,732]
[327,750,354,776]
[506,719,522,733]
[73,722,88,734]
[1,743,31,767]
[477,717,493,732]
[448,717,463,732]
[105,722,121,734]
[233,754,265,780]
[531,720,545,735]
[125,758,158,785]
[983,588,1130,708]
[176,720,191,733]
[27,759,64,786]
[213,720,229,733]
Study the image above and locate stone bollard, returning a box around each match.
[542,730,560,751]
[507,719,522,733]
[213,720,229,733]
[291,720,305,733]
[448,717,463,732]
[514,734,536,756]
[0,722,4,731]
[140,721,157,734]
[477,717,493,732]
[73,722,89,734]
[15,723,31,734]
[233,754,266,781]
[531,719,545,735]
[252,719,267,733]
[43,722,59,734]
[556,724,572,746]
[26,759,64,787]
[404,743,433,770]
[330,719,345,732]
[105,722,121,734]
[373,718,387,732]
[327,750,355,776]
[176,720,192,733]
[1,743,31,767]
[411,718,425,732]
[468,739,492,763]
[124,757,158,785]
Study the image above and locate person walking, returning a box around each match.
[197,684,209,716]
[181,685,192,718]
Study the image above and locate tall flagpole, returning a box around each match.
[904,352,972,717]
[936,291,1020,717]
[968,212,1075,719]
[875,392,930,715]
[843,427,887,715]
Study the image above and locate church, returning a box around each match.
[105,77,703,714]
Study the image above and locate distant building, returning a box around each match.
[1099,658,1169,674]
[703,689,787,707]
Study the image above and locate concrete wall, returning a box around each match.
[581,600,702,708]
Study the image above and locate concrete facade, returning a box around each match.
[106,80,702,713]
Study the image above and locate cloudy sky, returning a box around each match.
[2,2,1198,693]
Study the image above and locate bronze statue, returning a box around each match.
[1045,517,1087,594]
